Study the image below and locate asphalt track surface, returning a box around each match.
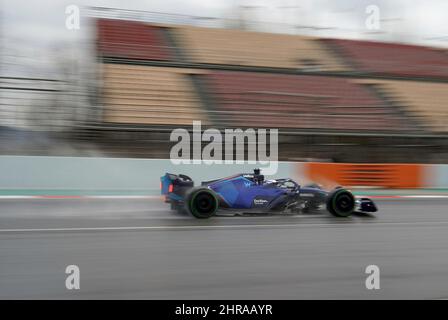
[1,198,448,299]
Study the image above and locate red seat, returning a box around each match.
[325,39,448,79]
[97,19,172,61]
[205,71,413,131]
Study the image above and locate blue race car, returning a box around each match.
[161,169,377,219]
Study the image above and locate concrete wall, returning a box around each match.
[424,164,448,189]
[0,156,296,195]
[1,156,447,195]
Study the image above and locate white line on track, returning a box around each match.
[2,220,448,233]
[0,196,39,199]
[402,195,448,198]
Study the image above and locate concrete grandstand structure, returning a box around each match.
[88,17,448,163]
[101,64,208,126]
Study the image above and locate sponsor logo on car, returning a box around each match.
[299,193,315,197]
[253,198,269,205]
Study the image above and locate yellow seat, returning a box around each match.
[174,26,349,71]
[101,64,208,126]
[356,79,448,132]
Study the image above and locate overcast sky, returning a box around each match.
[2,0,448,43]
[2,0,448,77]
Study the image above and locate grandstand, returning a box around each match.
[101,64,208,126]
[324,39,448,80]
[3,14,448,162]
[356,79,448,133]
[94,18,448,133]
[174,26,348,71]
[87,17,448,162]
[201,71,412,132]
[380,81,448,133]
[96,19,174,61]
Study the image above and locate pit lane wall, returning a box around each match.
[0,156,446,196]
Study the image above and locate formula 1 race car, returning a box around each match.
[161,169,377,219]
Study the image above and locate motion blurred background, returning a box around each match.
[3,2,448,300]
[1,0,448,181]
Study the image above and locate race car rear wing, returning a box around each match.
[160,173,194,197]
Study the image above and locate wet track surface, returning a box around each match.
[1,198,448,299]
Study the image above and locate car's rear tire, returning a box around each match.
[186,188,219,219]
[326,188,355,217]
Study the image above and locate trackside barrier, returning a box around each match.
[0,156,446,195]
[423,164,448,189]
[0,156,294,195]
[302,163,426,189]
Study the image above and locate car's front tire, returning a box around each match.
[326,188,355,217]
[186,188,219,219]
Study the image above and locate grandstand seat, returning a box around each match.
[203,71,412,132]
[360,79,448,133]
[101,64,207,126]
[325,39,448,79]
[97,19,173,61]
[175,26,348,71]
